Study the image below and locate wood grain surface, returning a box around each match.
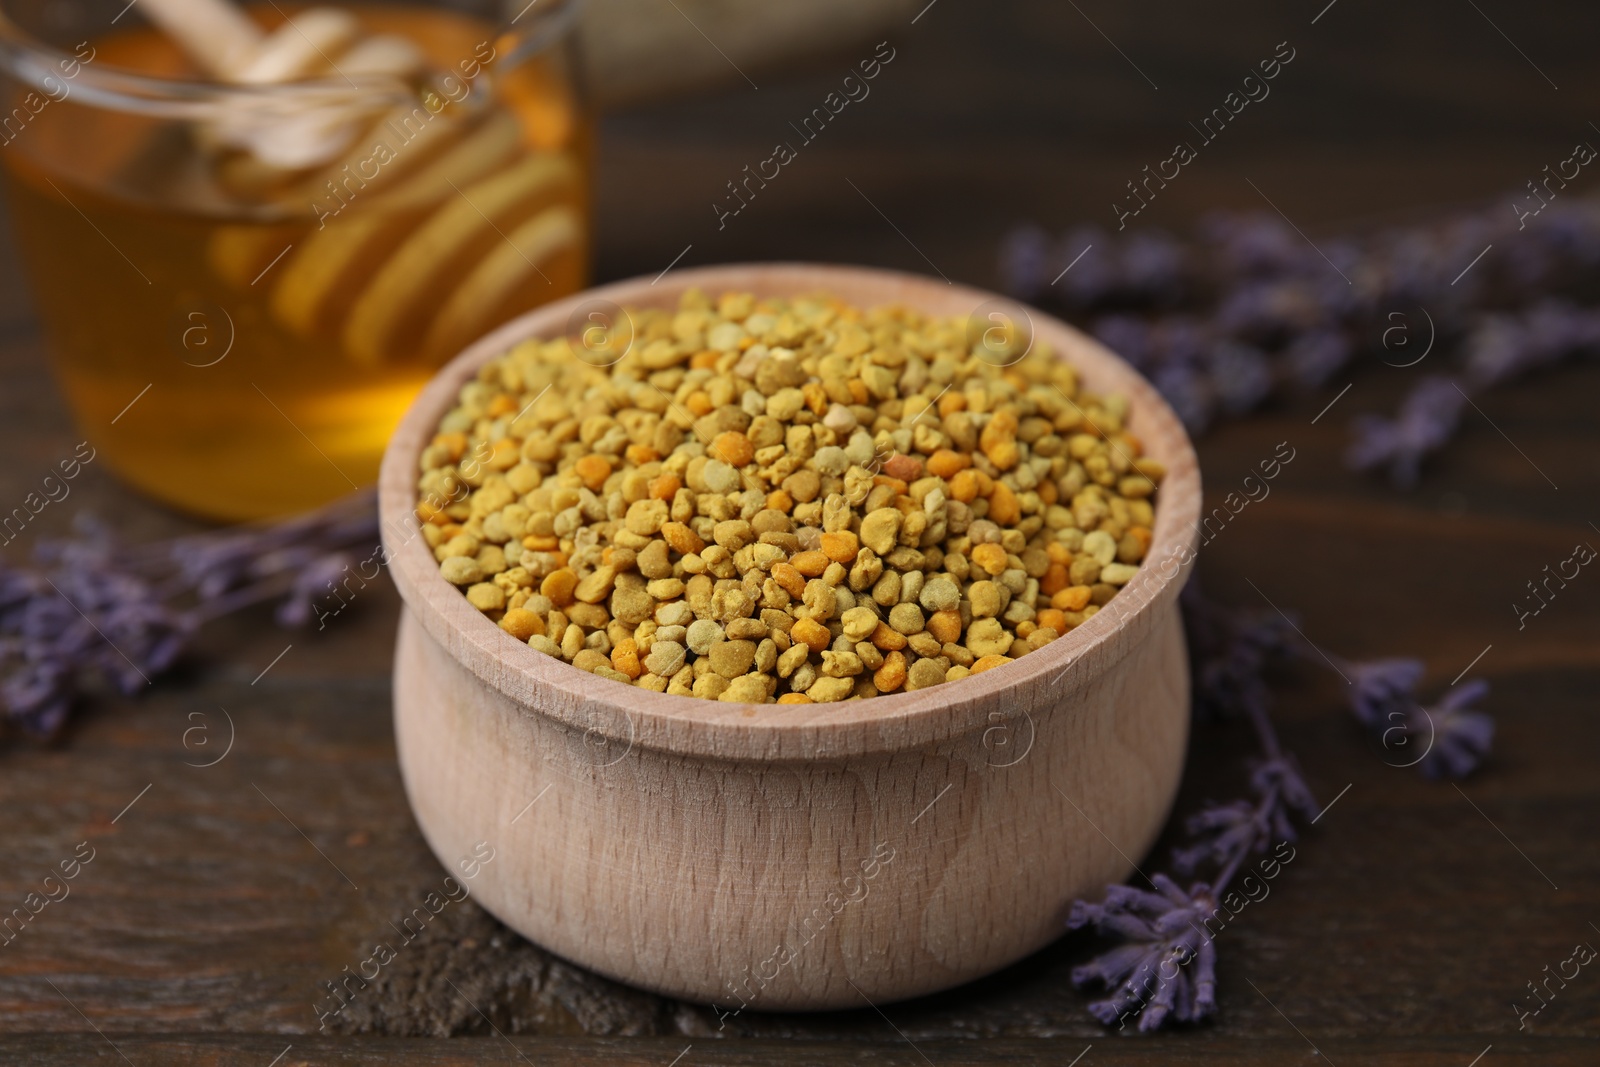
[2,0,1598,1062]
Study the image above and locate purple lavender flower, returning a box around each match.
[1342,657,1425,728]
[1526,299,1600,354]
[1286,328,1351,389]
[1317,271,1369,322]
[0,555,188,736]
[1346,376,1467,487]
[1074,583,1324,1034]
[1120,230,1186,297]
[1249,755,1320,835]
[1212,281,1276,337]
[1417,679,1494,779]
[1207,341,1273,416]
[1321,238,1363,282]
[1169,584,1319,875]
[1067,875,1219,1031]
[1151,316,1210,367]
[1462,301,1600,390]
[1181,583,1298,722]
[1502,235,1556,289]
[1214,281,1327,340]
[1093,315,1154,371]
[1171,799,1260,877]
[1200,212,1302,276]
[1333,657,1492,778]
[1172,755,1317,878]
[1072,577,1489,1032]
[1151,363,1213,435]
[998,224,1052,300]
[1459,314,1526,389]
[0,568,76,735]
[0,490,381,736]
[998,195,1544,1032]
[1532,201,1600,267]
[1375,230,1446,304]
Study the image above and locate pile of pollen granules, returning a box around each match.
[415,289,1164,704]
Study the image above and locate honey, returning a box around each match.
[1,4,590,520]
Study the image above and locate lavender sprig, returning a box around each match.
[1171,755,1317,884]
[1070,583,1319,1031]
[1069,579,1492,1031]
[1066,875,1218,1031]
[1415,680,1495,780]
[0,560,184,736]
[1329,655,1494,779]
[1179,581,1298,722]
[1345,376,1467,488]
[1341,657,1427,728]
[1002,196,1600,487]
[0,489,381,737]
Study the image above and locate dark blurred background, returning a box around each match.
[6,0,1595,333]
[592,0,1596,282]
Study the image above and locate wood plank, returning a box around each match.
[0,1035,1592,1066]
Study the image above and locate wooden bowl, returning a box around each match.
[378,264,1202,1011]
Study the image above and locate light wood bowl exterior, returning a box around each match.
[378,264,1202,1011]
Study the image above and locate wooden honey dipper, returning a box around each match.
[135,0,427,166]
[142,0,582,363]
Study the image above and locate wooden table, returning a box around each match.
[3,1,1597,1062]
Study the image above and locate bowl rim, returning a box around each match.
[378,262,1202,761]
